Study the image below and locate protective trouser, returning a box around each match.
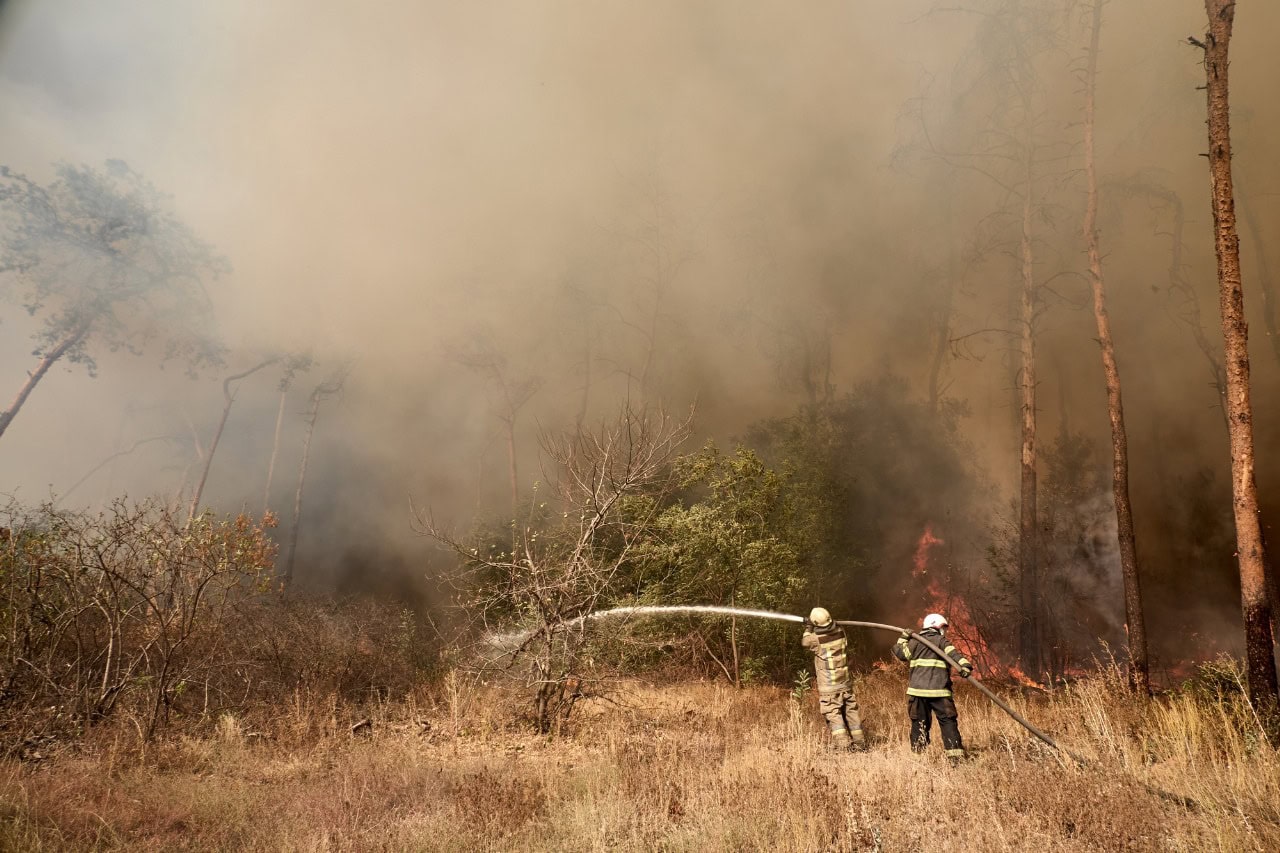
[820,690,865,749]
[908,696,964,758]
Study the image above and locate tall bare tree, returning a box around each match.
[0,162,225,441]
[284,366,349,587]
[187,357,279,521]
[452,336,542,517]
[1196,0,1279,710]
[263,353,313,515]
[1079,0,1149,694]
[904,0,1079,678]
[418,403,692,732]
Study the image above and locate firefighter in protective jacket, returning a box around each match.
[892,613,971,760]
[801,607,866,751]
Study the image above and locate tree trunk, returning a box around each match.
[1236,188,1280,368]
[263,388,287,515]
[730,590,741,688]
[187,358,278,522]
[284,391,321,588]
[1239,187,1280,639]
[505,417,519,518]
[575,325,592,433]
[1017,151,1041,679]
[0,325,87,441]
[1083,0,1150,696]
[928,211,956,416]
[1202,0,1280,711]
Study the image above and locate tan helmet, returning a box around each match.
[923,613,949,630]
[809,607,833,628]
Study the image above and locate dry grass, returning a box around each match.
[0,668,1277,852]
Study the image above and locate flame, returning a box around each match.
[1004,665,1041,689]
[910,524,1032,686]
[913,526,944,575]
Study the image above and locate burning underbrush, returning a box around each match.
[0,663,1276,851]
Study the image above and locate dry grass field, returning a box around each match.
[1,665,1277,852]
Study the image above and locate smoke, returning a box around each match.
[0,0,1278,662]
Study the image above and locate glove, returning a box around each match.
[899,630,911,640]
[959,666,973,679]
[802,619,814,630]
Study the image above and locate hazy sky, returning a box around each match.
[1,0,1278,649]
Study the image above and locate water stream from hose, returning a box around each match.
[483,604,1087,759]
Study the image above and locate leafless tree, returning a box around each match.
[57,435,181,506]
[187,357,280,521]
[1194,0,1279,712]
[451,335,542,517]
[907,0,1077,678]
[416,403,692,732]
[284,366,351,587]
[263,353,313,515]
[1078,0,1150,694]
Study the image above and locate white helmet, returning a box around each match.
[923,613,949,630]
[809,607,833,628]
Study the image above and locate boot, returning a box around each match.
[831,730,852,751]
[848,729,868,752]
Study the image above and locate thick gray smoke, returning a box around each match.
[1,0,1278,661]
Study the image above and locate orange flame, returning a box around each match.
[913,526,944,575]
[910,524,1032,685]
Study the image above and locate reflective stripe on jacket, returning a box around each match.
[892,627,971,698]
[801,625,851,695]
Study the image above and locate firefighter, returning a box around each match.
[892,613,972,761]
[801,606,866,751]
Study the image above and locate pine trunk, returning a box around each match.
[1083,0,1150,695]
[1202,0,1280,711]
[285,392,321,587]
[263,389,287,515]
[187,359,277,522]
[1018,156,1041,679]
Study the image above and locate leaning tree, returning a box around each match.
[0,160,226,441]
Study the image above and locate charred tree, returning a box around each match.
[1199,0,1279,710]
[284,368,348,587]
[452,336,541,518]
[1016,145,1042,678]
[899,1,1081,679]
[262,354,312,515]
[1081,0,1150,695]
[187,358,279,521]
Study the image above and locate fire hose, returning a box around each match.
[833,619,1087,766]
[541,605,1085,764]
[502,604,1210,807]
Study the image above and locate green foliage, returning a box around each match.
[631,444,821,681]
[651,444,811,605]
[0,161,227,376]
[1181,654,1247,702]
[791,668,811,705]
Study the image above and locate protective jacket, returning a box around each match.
[801,624,851,695]
[892,627,971,698]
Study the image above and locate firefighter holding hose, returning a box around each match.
[893,613,972,762]
[801,607,866,751]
